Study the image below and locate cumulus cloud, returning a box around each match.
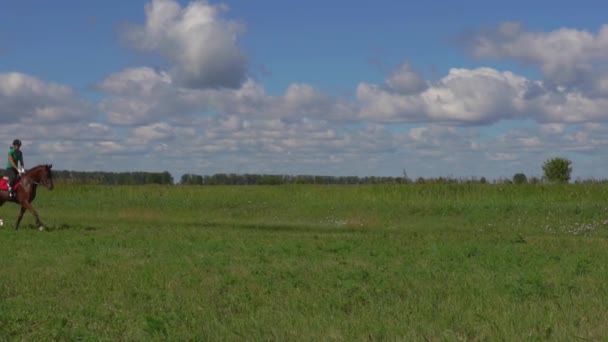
[384,63,428,94]
[132,122,176,142]
[490,122,608,160]
[0,72,93,124]
[98,67,202,125]
[121,0,247,89]
[92,15,608,180]
[463,22,608,94]
[16,122,114,142]
[184,80,356,121]
[265,84,356,120]
[357,67,529,124]
[358,65,608,125]
[401,125,480,159]
[97,68,357,125]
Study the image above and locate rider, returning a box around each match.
[6,139,25,200]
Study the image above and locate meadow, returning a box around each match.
[0,183,607,340]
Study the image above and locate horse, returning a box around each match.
[0,164,54,230]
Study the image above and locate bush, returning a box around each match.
[542,157,572,183]
[513,173,527,184]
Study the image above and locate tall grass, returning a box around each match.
[0,184,607,340]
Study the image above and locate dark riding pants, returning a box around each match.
[6,167,18,189]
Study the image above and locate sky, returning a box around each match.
[2,0,608,181]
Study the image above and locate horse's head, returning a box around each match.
[26,164,54,190]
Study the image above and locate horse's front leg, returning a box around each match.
[15,206,26,230]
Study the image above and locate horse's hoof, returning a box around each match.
[0,219,3,227]
[38,226,45,231]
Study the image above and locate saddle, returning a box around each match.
[0,176,20,192]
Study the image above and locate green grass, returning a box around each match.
[0,184,608,340]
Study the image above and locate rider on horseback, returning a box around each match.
[6,139,25,200]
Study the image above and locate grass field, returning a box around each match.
[0,183,607,340]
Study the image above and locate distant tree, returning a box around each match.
[542,157,572,183]
[513,173,528,184]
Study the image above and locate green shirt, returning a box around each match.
[7,147,22,169]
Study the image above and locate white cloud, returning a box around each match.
[0,72,93,124]
[98,67,198,125]
[38,123,114,141]
[94,141,131,155]
[271,84,356,120]
[89,48,608,179]
[464,22,608,93]
[401,125,480,159]
[358,65,608,125]
[37,141,80,154]
[121,0,247,89]
[97,66,173,95]
[132,122,175,142]
[357,67,529,124]
[97,68,357,125]
[384,63,428,94]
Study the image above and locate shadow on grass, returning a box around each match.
[17,223,99,232]
[192,220,369,234]
[5,220,364,234]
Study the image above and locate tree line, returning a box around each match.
[53,170,174,185]
[179,173,411,185]
[51,170,426,185]
[48,157,581,185]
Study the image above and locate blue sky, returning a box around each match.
[2,0,608,181]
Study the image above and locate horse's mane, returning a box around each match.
[24,164,53,176]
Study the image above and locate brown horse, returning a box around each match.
[0,164,54,230]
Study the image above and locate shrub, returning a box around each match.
[542,157,572,183]
[513,173,527,184]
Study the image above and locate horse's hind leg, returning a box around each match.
[18,201,44,231]
[15,206,26,230]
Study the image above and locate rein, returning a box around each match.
[29,178,50,187]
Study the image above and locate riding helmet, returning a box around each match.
[12,139,21,147]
